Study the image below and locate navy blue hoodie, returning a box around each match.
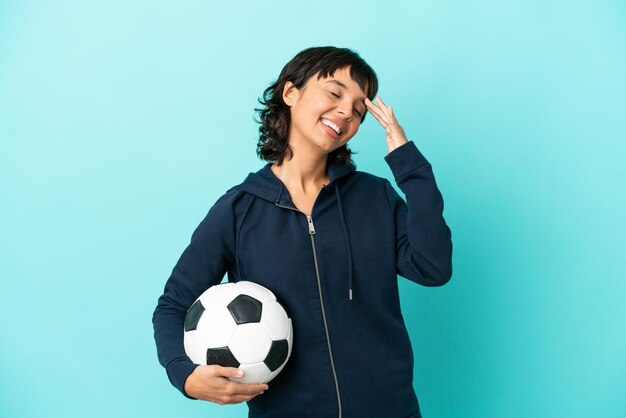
[152,140,453,418]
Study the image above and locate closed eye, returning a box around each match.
[329,91,363,117]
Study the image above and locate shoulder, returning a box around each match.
[208,185,255,217]
[346,170,396,204]
[349,169,402,208]
[350,169,393,188]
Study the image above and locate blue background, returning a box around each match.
[1,1,625,417]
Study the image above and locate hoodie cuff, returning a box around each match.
[384,140,430,180]
[166,358,200,400]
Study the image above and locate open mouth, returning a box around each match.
[320,119,342,138]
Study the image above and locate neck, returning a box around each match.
[271,146,330,194]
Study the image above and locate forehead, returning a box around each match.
[316,67,367,99]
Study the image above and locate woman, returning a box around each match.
[152,46,453,418]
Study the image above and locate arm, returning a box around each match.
[152,190,239,398]
[383,140,453,286]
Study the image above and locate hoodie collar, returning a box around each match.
[238,159,356,204]
[237,158,357,301]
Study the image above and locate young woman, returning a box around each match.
[152,46,453,418]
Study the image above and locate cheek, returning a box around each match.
[348,122,361,137]
[300,98,325,120]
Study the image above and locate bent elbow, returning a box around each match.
[399,260,453,287]
[397,239,453,287]
[418,252,453,286]
[432,250,453,286]
[429,239,453,286]
[421,266,452,287]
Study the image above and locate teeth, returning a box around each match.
[322,119,341,134]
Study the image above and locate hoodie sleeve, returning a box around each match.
[383,140,453,286]
[152,189,238,399]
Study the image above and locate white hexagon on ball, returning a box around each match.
[229,323,272,364]
[260,300,289,340]
[233,362,272,384]
[235,280,276,303]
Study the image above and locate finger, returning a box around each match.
[375,97,391,120]
[380,100,393,124]
[365,106,389,128]
[364,99,385,121]
[365,97,383,116]
[374,97,392,124]
[388,105,398,123]
[216,366,244,379]
[228,381,269,395]
[228,392,263,404]
[365,97,378,110]
[375,96,387,113]
[367,98,390,126]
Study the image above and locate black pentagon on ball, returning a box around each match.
[264,340,289,372]
[227,294,263,324]
[184,300,205,332]
[274,297,291,319]
[206,346,240,368]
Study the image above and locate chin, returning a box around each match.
[319,140,345,154]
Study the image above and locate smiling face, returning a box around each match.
[282,66,368,157]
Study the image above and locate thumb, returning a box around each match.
[219,366,244,379]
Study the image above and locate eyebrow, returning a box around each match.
[326,80,367,103]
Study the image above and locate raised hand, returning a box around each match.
[365,96,409,154]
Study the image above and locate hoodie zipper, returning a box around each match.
[274,201,343,418]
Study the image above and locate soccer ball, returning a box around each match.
[183,281,293,384]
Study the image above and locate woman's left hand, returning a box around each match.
[365,96,409,154]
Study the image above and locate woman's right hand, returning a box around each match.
[184,365,269,405]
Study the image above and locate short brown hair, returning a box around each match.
[254,46,378,166]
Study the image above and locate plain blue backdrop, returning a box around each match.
[1,1,625,417]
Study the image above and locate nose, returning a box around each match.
[337,103,352,121]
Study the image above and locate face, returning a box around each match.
[282,66,368,156]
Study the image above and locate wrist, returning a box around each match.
[387,139,410,154]
[183,365,201,399]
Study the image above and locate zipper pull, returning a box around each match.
[307,215,315,235]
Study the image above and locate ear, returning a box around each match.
[282,81,300,107]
